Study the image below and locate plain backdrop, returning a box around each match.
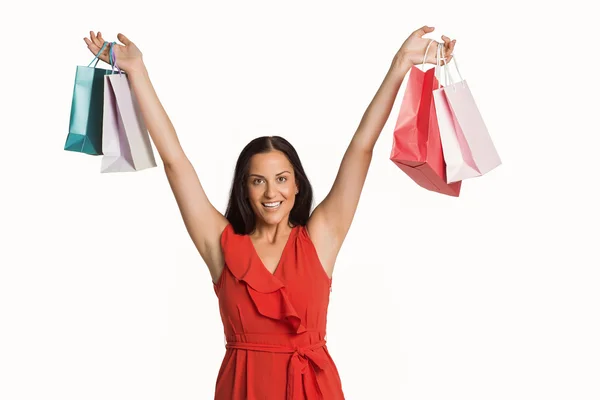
[1,1,599,399]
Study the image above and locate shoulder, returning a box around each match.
[220,222,234,244]
[216,222,254,282]
[220,222,251,255]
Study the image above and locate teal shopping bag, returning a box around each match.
[64,42,113,155]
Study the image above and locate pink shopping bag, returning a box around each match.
[390,40,461,197]
[432,44,501,183]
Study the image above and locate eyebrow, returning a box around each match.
[248,171,291,178]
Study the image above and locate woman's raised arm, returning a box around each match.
[84,32,229,283]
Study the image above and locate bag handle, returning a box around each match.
[87,41,109,68]
[434,42,455,88]
[108,42,124,75]
[439,44,466,90]
[425,40,451,90]
[421,39,465,91]
[434,42,443,89]
[421,39,436,69]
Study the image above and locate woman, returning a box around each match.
[84,26,456,399]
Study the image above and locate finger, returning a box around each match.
[436,42,448,65]
[444,38,452,55]
[443,40,456,65]
[84,37,99,54]
[90,31,98,46]
[440,36,451,47]
[98,32,115,49]
[437,39,449,65]
[447,39,455,54]
[89,31,98,47]
[414,25,435,37]
[441,36,451,57]
[97,32,112,52]
[429,40,442,63]
[91,31,104,49]
[117,33,131,46]
[84,36,108,61]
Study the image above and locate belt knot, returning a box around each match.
[225,339,329,399]
[294,346,305,357]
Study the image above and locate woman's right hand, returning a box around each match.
[84,31,145,73]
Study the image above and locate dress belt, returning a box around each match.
[226,340,329,400]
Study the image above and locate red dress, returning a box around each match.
[212,223,345,399]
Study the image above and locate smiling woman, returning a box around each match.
[213,136,350,398]
[226,136,311,236]
[229,139,307,275]
[82,24,456,399]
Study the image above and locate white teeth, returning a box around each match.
[263,202,281,208]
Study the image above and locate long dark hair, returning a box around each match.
[225,136,314,235]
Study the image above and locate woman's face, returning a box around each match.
[247,150,298,226]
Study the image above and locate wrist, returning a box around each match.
[126,60,147,76]
[389,55,412,79]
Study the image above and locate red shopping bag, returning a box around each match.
[390,65,461,197]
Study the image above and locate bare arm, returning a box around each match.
[85,32,228,282]
[128,66,229,283]
[307,26,456,277]
[126,66,186,164]
[306,62,410,277]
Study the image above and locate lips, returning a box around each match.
[262,201,282,210]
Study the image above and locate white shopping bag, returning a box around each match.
[101,70,157,173]
[432,43,501,183]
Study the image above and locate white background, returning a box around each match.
[1,1,599,399]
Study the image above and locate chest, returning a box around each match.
[251,240,288,274]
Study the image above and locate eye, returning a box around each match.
[252,178,264,185]
[277,176,287,183]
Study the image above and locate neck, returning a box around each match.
[252,219,294,241]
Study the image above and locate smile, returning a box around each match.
[262,201,282,210]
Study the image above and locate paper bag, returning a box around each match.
[64,42,113,155]
[100,44,157,173]
[433,45,501,183]
[390,40,461,197]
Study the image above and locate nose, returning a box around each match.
[264,182,277,199]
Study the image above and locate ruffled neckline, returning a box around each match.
[218,223,307,333]
[246,225,297,280]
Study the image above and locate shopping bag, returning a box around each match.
[390,40,461,197]
[432,44,501,183]
[64,42,113,155]
[100,43,157,173]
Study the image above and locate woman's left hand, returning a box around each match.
[392,25,456,70]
